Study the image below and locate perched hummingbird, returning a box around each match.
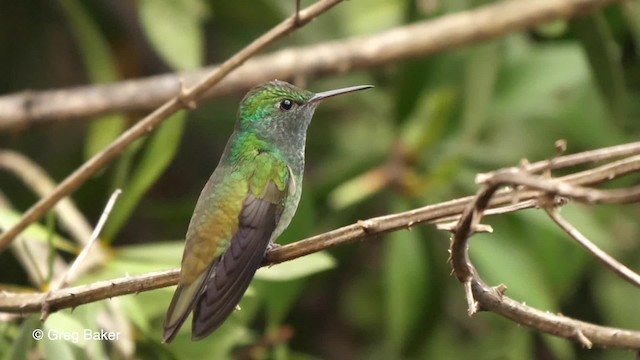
[163,80,372,342]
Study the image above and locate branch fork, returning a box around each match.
[448,144,640,349]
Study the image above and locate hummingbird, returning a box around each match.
[163,80,372,342]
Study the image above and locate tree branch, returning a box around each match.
[0,0,346,252]
[449,149,640,349]
[1,142,639,354]
[40,189,122,321]
[0,0,624,130]
[544,206,640,288]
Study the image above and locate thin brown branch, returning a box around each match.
[0,0,625,129]
[484,170,640,204]
[56,189,122,289]
[0,0,346,252]
[1,142,639,327]
[478,142,640,180]
[543,206,640,288]
[449,157,640,349]
[40,189,122,321]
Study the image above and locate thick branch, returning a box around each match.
[0,0,624,129]
[0,0,345,251]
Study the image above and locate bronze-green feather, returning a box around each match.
[162,80,372,342]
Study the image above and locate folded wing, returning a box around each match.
[191,180,282,339]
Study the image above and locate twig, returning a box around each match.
[40,189,122,321]
[484,170,640,204]
[543,205,640,288]
[477,142,640,181]
[0,0,346,252]
[0,0,625,128]
[57,189,122,288]
[295,0,301,25]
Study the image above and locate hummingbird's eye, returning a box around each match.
[280,99,293,111]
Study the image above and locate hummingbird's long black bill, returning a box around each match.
[308,85,373,103]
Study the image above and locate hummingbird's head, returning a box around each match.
[237,80,316,135]
[236,80,372,156]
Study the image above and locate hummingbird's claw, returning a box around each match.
[266,242,281,252]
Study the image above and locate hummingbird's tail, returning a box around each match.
[162,272,207,343]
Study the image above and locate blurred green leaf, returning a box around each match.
[57,0,126,161]
[0,208,76,253]
[493,42,589,121]
[9,316,38,360]
[540,334,576,360]
[384,200,430,356]
[81,241,183,283]
[40,333,76,360]
[103,112,186,241]
[43,312,87,348]
[622,2,640,52]
[594,270,640,329]
[167,317,252,360]
[70,304,111,360]
[110,138,146,191]
[113,241,184,268]
[255,251,335,281]
[124,289,175,328]
[559,205,617,255]
[400,87,456,154]
[570,13,627,123]
[256,254,334,343]
[57,0,116,83]
[460,41,500,142]
[341,0,403,35]
[256,278,304,330]
[534,20,569,38]
[85,116,126,160]
[511,210,589,300]
[139,0,207,70]
[420,317,536,360]
[470,226,557,311]
[341,266,384,340]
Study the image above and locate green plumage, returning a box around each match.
[162,80,372,342]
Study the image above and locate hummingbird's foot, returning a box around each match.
[266,242,281,252]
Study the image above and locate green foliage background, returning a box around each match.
[1,0,640,359]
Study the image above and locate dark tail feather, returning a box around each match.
[162,271,208,343]
[191,191,278,340]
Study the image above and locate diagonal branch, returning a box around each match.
[0,0,625,129]
[543,206,640,288]
[0,150,93,244]
[40,189,122,321]
[0,0,346,252]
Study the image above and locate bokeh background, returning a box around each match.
[1,0,640,359]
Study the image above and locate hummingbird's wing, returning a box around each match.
[191,179,284,340]
[163,151,290,343]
